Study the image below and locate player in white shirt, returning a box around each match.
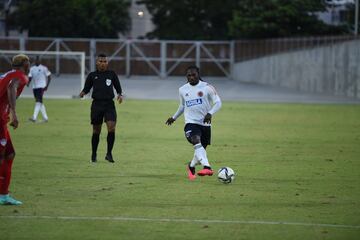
[166,66,222,180]
[27,56,51,123]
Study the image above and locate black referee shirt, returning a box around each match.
[82,70,122,100]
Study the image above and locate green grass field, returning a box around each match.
[0,98,359,240]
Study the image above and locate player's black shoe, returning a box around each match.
[105,153,114,163]
[28,117,36,123]
[91,153,97,163]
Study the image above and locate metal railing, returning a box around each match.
[0,35,358,78]
[0,36,233,78]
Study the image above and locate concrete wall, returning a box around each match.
[233,40,360,99]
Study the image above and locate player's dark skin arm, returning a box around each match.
[79,91,86,98]
[44,76,51,91]
[203,113,212,124]
[165,117,175,125]
[116,94,123,104]
[79,73,93,98]
[26,77,32,87]
[166,114,212,125]
[7,78,20,129]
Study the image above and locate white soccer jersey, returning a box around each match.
[28,64,51,89]
[173,81,222,126]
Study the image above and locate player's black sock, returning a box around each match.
[92,133,100,156]
[188,163,196,175]
[107,132,115,155]
[204,166,212,170]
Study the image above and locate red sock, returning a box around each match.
[0,158,13,195]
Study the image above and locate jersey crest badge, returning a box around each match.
[0,138,7,146]
[197,91,203,97]
[106,79,112,86]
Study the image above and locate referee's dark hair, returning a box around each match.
[186,65,202,80]
[97,53,107,58]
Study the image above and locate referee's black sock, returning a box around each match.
[92,133,100,156]
[107,132,115,154]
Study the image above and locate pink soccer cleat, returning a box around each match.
[197,168,214,176]
[187,165,196,181]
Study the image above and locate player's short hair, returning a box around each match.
[186,65,200,73]
[12,54,30,67]
[97,53,107,58]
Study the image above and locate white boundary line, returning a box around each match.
[1,215,359,229]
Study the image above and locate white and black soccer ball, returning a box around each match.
[217,167,235,184]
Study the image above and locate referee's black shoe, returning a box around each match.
[105,153,115,163]
[91,153,97,163]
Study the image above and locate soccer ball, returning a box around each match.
[217,167,235,184]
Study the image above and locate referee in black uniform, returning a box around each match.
[79,53,123,163]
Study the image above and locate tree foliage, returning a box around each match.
[140,0,349,40]
[9,0,131,38]
[228,0,347,38]
[344,3,360,33]
[138,0,240,40]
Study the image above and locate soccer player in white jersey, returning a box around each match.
[166,66,222,180]
[28,56,51,123]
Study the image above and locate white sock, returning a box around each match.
[190,154,199,168]
[33,102,41,120]
[194,143,210,167]
[40,104,48,120]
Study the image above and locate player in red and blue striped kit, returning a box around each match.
[0,54,30,205]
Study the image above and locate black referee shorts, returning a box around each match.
[184,123,211,149]
[91,100,117,125]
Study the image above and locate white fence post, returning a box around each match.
[195,41,201,68]
[55,39,60,76]
[126,39,131,78]
[230,41,235,80]
[19,36,25,51]
[160,41,167,78]
[90,39,96,72]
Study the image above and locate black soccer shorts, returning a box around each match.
[33,88,45,102]
[184,123,211,148]
[90,100,117,125]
